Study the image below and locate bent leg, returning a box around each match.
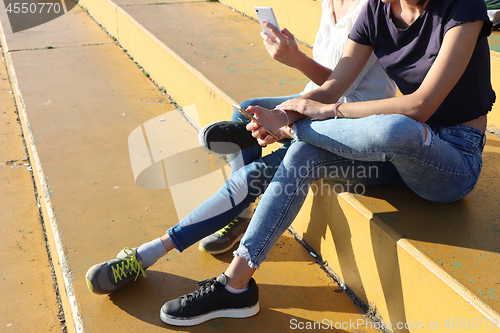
[235,141,400,268]
[292,115,484,202]
[167,142,291,252]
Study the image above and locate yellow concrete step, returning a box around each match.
[294,132,500,331]
[0,43,63,332]
[74,0,500,330]
[0,3,381,333]
[220,0,322,47]
[488,47,500,134]
[78,0,317,129]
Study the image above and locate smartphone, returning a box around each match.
[232,103,280,140]
[254,7,280,37]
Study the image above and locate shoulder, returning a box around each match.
[430,0,492,37]
[359,0,385,22]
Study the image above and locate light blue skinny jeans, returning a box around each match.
[167,113,485,269]
[167,94,298,252]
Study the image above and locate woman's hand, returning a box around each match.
[245,106,287,146]
[277,98,333,120]
[260,21,304,69]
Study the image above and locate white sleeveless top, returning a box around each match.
[302,0,396,102]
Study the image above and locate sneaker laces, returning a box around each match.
[111,247,147,283]
[216,219,238,236]
[183,277,222,303]
[223,122,251,143]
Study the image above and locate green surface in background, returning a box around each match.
[489,31,500,53]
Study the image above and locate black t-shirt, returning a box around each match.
[349,0,496,126]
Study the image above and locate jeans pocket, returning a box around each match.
[442,134,477,156]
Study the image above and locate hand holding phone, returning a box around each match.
[254,7,280,37]
[233,103,280,140]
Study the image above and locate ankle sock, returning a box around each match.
[225,284,249,294]
[136,238,167,268]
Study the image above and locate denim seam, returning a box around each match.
[400,154,475,177]
[334,147,476,177]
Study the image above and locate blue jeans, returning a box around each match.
[230,94,301,174]
[168,114,485,269]
[167,141,292,252]
[168,94,299,252]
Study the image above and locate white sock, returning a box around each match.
[225,284,249,294]
[136,238,167,268]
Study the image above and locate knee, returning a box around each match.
[230,160,271,190]
[371,114,422,145]
[377,114,414,130]
[282,141,318,168]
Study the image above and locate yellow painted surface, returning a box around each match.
[0,44,62,332]
[398,242,500,333]
[79,0,119,38]
[115,5,235,126]
[220,0,322,46]
[0,2,381,332]
[113,1,312,127]
[489,51,500,132]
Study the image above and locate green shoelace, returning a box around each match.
[216,219,238,236]
[111,247,147,283]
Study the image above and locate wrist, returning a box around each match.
[291,50,309,71]
[333,102,342,119]
[335,102,345,118]
[271,109,289,128]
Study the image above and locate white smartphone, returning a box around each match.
[232,103,280,140]
[254,7,280,37]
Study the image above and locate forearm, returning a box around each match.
[336,22,486,123]
[292,52,333,86]
[336,93,428,122]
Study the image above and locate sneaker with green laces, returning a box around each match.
[85,247,147,295]
[198,217,251,254]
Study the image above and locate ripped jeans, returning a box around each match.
[167,114,485,268]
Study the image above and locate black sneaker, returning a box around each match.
[198,217,251,254]
[160,274,259,326]
[85,247,146,295]
[198,121,259,155]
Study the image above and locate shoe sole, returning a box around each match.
[160,302,259,326]
[198,233,245,255]
[198,122,226,156]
